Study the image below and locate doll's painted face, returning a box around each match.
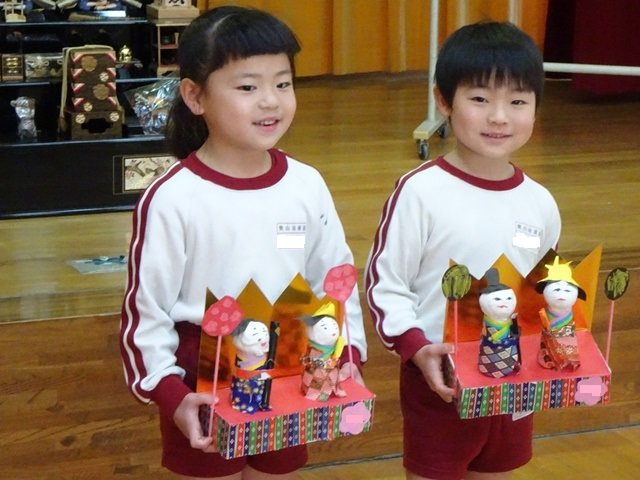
[306,316,340,346]
[232,321,270,357]
[543,281,578,313]
[479,288,516,321]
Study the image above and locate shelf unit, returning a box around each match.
[149,18,191,76]
[0,17,170,219]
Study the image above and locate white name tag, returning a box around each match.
[513,222,541,250]
[276,223,306,249]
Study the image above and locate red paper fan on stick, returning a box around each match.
[202,296,244,436]
[323,264,358,377]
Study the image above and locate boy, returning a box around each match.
[365,22,560,480]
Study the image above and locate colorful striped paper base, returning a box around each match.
[207,375,375,459]
[451,331,611,419]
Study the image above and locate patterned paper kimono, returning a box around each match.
[230,354,271,413]
[478,315,521,378]
[537,309,580,371]
[300,340,346,402]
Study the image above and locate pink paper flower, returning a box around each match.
[575,377,608,406]
[339,402,371,435]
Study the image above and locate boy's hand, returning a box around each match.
[411,343,456,403]
[173,392,219,453]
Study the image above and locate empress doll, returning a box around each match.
[536,257,585,371]
[300,303,347,401]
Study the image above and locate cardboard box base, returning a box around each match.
[201,375,375,459]
[451,331,611,419]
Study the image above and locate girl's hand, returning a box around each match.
[173,392,219,452]
[338,361,365,387]
[411,343,456,403]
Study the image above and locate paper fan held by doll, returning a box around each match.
[300,302,347,402]
[536,257,586,371]
[477,268,521,378]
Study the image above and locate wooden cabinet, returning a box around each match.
[0,17,170,218]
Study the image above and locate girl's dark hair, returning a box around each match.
[435,22,544,109]
[165,6,301,159]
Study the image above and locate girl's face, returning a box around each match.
[543,281,579,313]
[479,288,516,321]
[436,77,536,166]
[197,53,296,156]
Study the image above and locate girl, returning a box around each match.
[120,7,366,479]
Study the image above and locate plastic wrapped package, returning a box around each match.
[125,76,179,135]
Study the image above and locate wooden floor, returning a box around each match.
[1,74,639,478]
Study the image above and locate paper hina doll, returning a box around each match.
[536,257,585,371]
[230,319,273,413]
[300,303,347,401]
[477,268,521,378]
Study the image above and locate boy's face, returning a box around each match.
[436,78,536,165]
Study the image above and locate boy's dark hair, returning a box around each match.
[165,6,301,159]
[435,22,544,109]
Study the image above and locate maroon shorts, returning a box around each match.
[400,361,533,480]
[160,322,308,477]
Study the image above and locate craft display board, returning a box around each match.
[196,271,375,458]
[200,375,374,459]
[443,246,614,419]
[447,331,610,419]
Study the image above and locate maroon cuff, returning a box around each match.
[395,328,431,363]
[339,345,363,373]
[149,374,192,418]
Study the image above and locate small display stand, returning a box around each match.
[146,1,198,76]
[146,0,200,19]
[442,246,628,419]
[196,268,375,459]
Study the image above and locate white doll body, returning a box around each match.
[479,288,516,322]
[301,313,346,401]
[305,315,340,348]
[538,280,581,370]
[230,320,271,413]
[232,320,270,359]
[478,285,520,378]
[542,280,579,316]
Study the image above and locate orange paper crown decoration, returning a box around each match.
[197,274,339,392]
[440,246,614,419]
[196,269,375,458]
[443,246,602,343]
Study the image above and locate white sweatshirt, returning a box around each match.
[121,149,366,410]
[365,157,560,362]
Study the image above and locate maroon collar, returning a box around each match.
[434,156,524,191]
[184,148,288,190]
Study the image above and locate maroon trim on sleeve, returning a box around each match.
[184,148,288,190]
[120,161,185,404]
[365,161,438,352]
[150,374,193,419]
[396,328,431,364]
